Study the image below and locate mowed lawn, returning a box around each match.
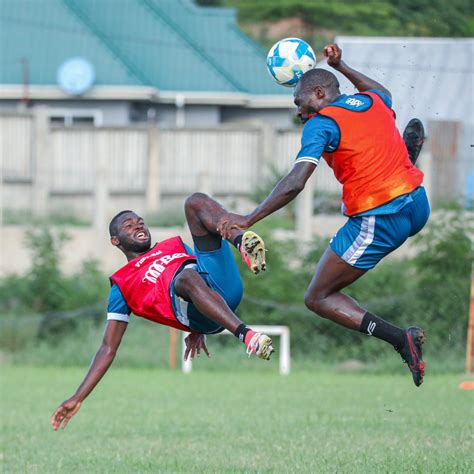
[1,366,472,473]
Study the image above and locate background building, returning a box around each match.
[0,0,295,128]
[1,2,473,471]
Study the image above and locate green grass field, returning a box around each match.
[1,366,472,473]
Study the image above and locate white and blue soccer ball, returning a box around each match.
[266,38,316,87]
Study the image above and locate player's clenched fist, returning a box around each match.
[217,213,249,240]
[324,44,342,68]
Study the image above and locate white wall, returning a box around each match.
[221,107,295,128]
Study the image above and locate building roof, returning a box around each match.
[0,0,289,98]
[318,36,474,129]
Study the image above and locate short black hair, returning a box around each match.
[109,210,134,237]
[298,68,340,93]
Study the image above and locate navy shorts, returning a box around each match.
[330,187,430,269]
[170,240,243,334]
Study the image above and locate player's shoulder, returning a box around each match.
[304,114,337,133]
[363,89,392,108]
[299,114,340,154]
[107,284,131,320]
[333,92,372,109]
[108,283,127,307]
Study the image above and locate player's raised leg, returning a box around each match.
[178,193,272,359]
[304,247,425,386]
[184,192,265,274]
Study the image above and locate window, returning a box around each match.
[48,108,103,127]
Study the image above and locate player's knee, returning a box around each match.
[184,192,210,213]
[304,291,325,316]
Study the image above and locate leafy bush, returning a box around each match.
[3,208,89,226]
[410,210,473,351]
[220,0,473,38]
[144,207,186,227]
[0,226,109,339]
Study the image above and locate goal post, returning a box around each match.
[182,325,291,375]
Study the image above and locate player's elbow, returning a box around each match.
[99,343,118,359]
[284,176,305,196]
[292,181,305,194]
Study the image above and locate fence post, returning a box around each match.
[146,124,161,215]
[295,175,314,241]
[417,146,433,204]
[427,120,461,203]
[93,135,109,260]
[259,122,275,181]
[32,106,50,217]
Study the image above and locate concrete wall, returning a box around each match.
[0,98,294,129]
[4,109,340,224]
[221,107,295,128]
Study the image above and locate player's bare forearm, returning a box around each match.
[334,61,391,98]
[247,162,316,226]
[73,346,117,400]
[70,320,127,402]
[51,320,127,431]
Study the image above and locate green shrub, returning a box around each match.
[221,0,473,38]
[144,207,186,227]
[0,226,109,340]
[410,210,473,351]
[2,208,89,226]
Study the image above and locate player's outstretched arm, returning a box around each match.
[50,320,127,430]
[324,44,391,98]
[218,161,315,238]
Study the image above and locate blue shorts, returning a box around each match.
[170,240,243,334]
[330,187,430,270]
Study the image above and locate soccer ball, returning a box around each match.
[266,38,316,87]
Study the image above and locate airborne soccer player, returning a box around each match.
[51,193,273,430]
[219,44,429,386]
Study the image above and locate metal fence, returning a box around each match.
[159,128,262,195]
[0,109,343,220]
[50,127,149,193]
[1,109,472,221]
[1,113,34,182]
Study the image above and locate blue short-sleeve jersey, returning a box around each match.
[295,89,392,166]
[294,89,419,216]
[107,283,131,323]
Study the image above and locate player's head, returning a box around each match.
[109,210,151,253]
[294,69,340,122]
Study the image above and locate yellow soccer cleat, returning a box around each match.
[240,231,266,275]
[246,333,274,360]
